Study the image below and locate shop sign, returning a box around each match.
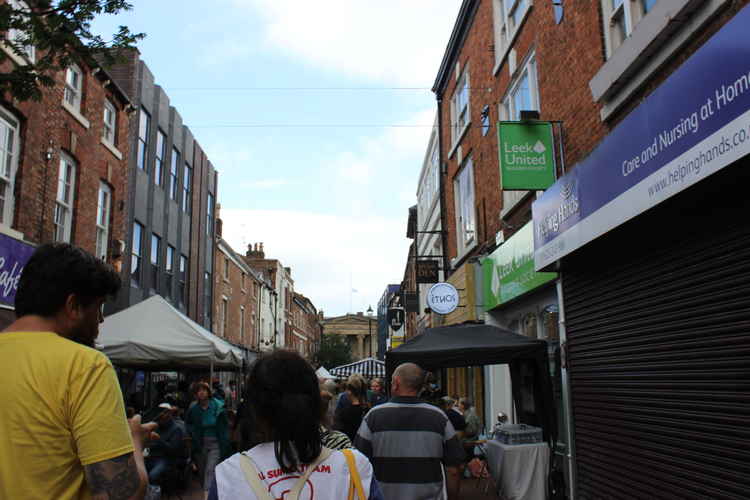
[498,121,556,190]
[0,233,35,306]
[482,222,557,310]
[416,259,440,284]
[534,4,750,270]
[387,307,404,331]
[427,282,459,315]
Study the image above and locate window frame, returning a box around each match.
[453,156,476,256]
[221,296,229,337]
[154,129,166,186]
[150,233,161,291]
[169,148,179,200]
[137,108,150,171]
[54,153,77,243]
[102,99,117,145]
[179,254,188,307]
[206,193,214,236]
[6,0,35,63]
[0,107,20,228]
[95,182,111,260]
[165,245,175,299]
[492,0,532,72]
[601,0,658,58]
[240,305,245,343]
[131,221,144,287]
[182,162,192,213]
[64,64,83,112]
[501,53,540,121]
[450,67,471,149]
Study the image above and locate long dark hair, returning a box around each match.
[242,350,322,472]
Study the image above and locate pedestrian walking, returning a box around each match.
[0,243,157,500]
[144,403,188,484]
[368,378,388,407]
[334,373,371,442]
[185,381,232,499]
[210,350,384,499]
[354,362,465,500]
[320,390,353,450]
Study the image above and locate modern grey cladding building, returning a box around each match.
[108,50,217,330]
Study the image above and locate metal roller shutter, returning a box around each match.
[563,217,750,499]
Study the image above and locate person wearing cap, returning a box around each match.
[145,403,187,484]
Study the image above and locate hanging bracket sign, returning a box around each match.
[387,307,405,331]
[426,282,459,315]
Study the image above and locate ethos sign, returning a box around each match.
[426,282,459,315]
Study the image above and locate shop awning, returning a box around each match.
[330,357,386,379]
[99,295,252,370]
[386,322,556,442]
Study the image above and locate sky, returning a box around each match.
[93,1,462,316]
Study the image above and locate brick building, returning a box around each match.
[244,242,294,350]
[426,1,750,497]
[0,29,132,326]
[291,292,322,358]
[213,233,259,351]
[107,51,218,328]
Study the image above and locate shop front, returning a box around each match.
[480,221,568,476]
[533,8,750,498]
[0,232,36,328]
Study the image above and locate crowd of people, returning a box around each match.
[0,243,485,500]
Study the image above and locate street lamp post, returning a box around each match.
[367,305,373,357]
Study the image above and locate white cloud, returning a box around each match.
[220,209,410,316]
[232,0,462,86]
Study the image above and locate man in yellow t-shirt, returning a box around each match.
[0,243,156,500]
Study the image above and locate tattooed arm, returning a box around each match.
[84,452,146,500]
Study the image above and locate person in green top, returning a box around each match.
[185,382,231,498]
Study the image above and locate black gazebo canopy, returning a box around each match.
[386,322,557,441]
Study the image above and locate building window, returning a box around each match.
[501,54,539,121]
[450,68,470,147]
[131,221,144,287]
[165,245,175,299]
[54,153,76,242]
[179,254,188,306]
[241,272,246,291]
[240,306,245,343]
[492,0,531,67]
[453,156,476,255]
[6,0,35,63]
[602,0,659,57]
[64,64,83,112]
[204,272,212,329]
[481,105,491,136]
[223,257,230,280]
[137,108,150,170]
[169,148,179,200]
[0,108,19,227]
[206,193,214,236]
[95,183,111,260]
[221,297,228,337]
[102,99,116,145]
[150,233,161,291]
[154,130,166,186]
[182,163,192,213]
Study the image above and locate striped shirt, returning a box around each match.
[354,396,465,500]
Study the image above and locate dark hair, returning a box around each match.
[242,350,322,472]
[15,243,121,318]
[193,381,212,397]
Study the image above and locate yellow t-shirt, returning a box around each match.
[0,332,134,500]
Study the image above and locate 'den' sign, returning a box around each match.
[426,282,459,315]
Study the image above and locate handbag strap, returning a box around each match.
[342,449,366,500]
[239,447,333,500]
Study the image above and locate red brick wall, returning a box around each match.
[213,245,258,350]
[1,55,130,268]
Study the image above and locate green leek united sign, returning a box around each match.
[498,121,556,190]
[482,221,557,311]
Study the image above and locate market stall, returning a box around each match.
[330,357,386,380]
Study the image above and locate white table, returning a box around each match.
[485,440,549,500]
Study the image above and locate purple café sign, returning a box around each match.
[0,233,35,305]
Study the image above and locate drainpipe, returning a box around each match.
[556,274,577,500]
[436,97,450,280]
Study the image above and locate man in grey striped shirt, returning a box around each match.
[354,363,464,499]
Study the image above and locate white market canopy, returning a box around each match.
[99,295,249,370]
[330,357,385,380]
[316,366,333,379]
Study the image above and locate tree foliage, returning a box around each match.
[0,0,145,101]
[312,334,353,370]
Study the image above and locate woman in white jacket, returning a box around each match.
[208,350,384,500]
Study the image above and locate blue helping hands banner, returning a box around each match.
[0,232,35,305]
